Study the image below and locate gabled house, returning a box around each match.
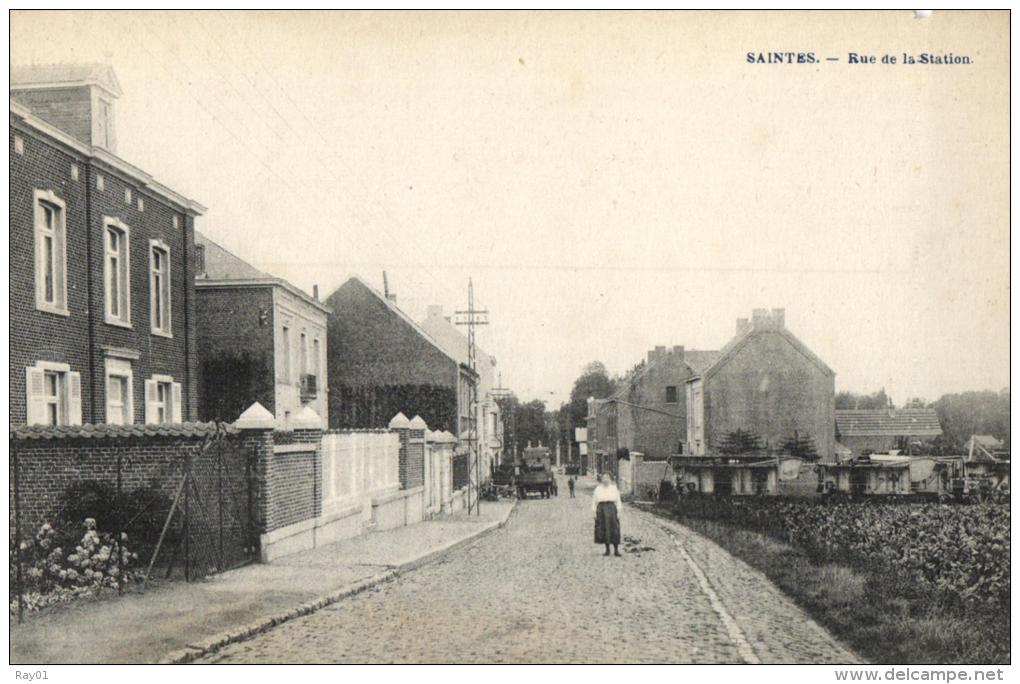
[194,231,330,428]
[684,309,836,462]
[834,408,943,457]
[608,345,720,462]
[10,63,205,427]
[324,277,478,436]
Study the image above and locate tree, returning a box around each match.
[563,361,615,430]
[717,429,763,455]
[931,389,1010,451]
[834,388,893,410]
[495,393,557,458]
[782,433,819,461]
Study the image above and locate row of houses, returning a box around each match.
[10,64,502,474]
[584,309,1006,497]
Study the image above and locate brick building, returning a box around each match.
[584,347,718,477]
[324,277,478,435]
[10,63,205,426]
[684,309,836,462]
[194,231,330,428]
[609,346,720,460]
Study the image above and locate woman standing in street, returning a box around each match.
[592,473,623,557]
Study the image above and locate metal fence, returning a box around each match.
[10,424,257,623]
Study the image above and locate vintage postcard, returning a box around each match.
[7,9,1010,672]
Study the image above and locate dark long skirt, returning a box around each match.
[594,501,621,545]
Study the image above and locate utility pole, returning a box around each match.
[454,277,488,516]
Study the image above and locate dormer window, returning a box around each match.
[97,97,113,149]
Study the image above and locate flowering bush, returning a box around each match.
[10,518,140,615]
[671,496,1009,606]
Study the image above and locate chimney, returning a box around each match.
[752,309,768,328]
[672,345,685,357]
[647,345,667,363]
[312,284,319,301]
[427,305,444,319]
[736,318,750,335]
[11,63,122,152]
[771,308,785,329]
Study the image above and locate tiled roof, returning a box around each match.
[419,313,495,377]
[834,409,943,437]
[195,231,273,281]
[683,350,721,374]
[10,422,238,441]
[11,63,122,96]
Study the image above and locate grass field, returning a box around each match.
[647,507,1009,664]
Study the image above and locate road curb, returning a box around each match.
[162,501,517,664]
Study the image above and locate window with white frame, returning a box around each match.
[299,332,308,376]
[104,218,131,326]
[281,325,291,382]
[149,240,171,336]
[313,337,321,379]
[105,358,134,425]
[145,375,182,424]
[34,190,68,314]
[25,362,81,426]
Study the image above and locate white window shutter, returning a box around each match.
[67,372,83,425]
[25,367,45,425]
[144,380,158,424]
[171,382,183,423]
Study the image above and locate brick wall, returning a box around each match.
[619,350,695,460]
[9,425,336,568]
[9,430,258,573]
[11,88,93,145]
[258,429,322,533]
[10,123,91,424]
[195,287,276,420]
[10,119,198,426]
[406,428,425,489]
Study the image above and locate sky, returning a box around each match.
[11,11,1010,407]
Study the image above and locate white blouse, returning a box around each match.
[591,484,623,518]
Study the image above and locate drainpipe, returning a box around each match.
[183,213,192,421]
[84,162,97,423]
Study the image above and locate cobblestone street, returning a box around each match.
[198,478,859,664]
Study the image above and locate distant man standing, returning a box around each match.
[567,476,576,498]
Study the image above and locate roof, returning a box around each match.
[328,277,460,366]
[834,409,943,437]
[196,231,272,281]
[11,62,123,97]
[691,318,833,382]
[969,434,1004,449]
[11,422,237,441]
[610,349,719,400]
[965,435,1009,463]
[684,350,722,374]
[419,311,495,372]
[195,231,330,314]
